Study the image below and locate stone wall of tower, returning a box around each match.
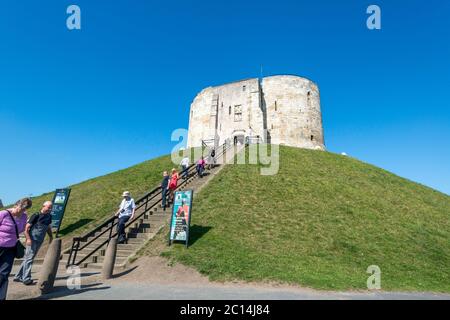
[187,78,263,148]
[261,75,325,150]
[187,75,325,150]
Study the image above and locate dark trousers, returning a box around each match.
[161,187,168,209]
[0,247,16,300]
[196,164,204,177]
[182,165,188,179]
[117,216,131,243]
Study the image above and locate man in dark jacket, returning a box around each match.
[14,201,53,285]
[161,171,170,211]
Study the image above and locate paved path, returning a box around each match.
[38,282,450,300]
[8,256,450,301]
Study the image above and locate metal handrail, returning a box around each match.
[73,185,160,242]
[112,143,231,241]
[67,142,232,267]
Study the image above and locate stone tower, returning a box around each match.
[187,75,325,150]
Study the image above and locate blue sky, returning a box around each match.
[0,0,449,204]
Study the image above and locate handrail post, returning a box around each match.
[66,241,74,268]
[108,217,115,241]
[72,240,80,266]
[144,195,148,213]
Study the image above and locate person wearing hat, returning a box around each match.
[115,191,136,244]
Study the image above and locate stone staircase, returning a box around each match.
[62,143,243,270]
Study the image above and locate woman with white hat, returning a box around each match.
[115,191,135,244]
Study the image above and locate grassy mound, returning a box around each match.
[162,145,450,292]
[13,154,177,238]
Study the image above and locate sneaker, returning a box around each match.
[13,278,22,283]
[23,280,33,286]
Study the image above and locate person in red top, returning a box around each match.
[168,168,179,204]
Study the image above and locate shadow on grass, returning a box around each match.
[58,219,94,236]
[188,225,212,246]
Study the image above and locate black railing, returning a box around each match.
[66,184,162,267]
[245,135,262,145]
[201,138,215,148]
[66,142,232,267]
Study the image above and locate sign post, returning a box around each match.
[168,190,193,248]
[50,188,71,238]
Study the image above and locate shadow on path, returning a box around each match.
[112,266,138,279]
[33,282,110,300]
[55,271,100,281]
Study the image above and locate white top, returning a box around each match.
[180,157,190,167]
[118,198,136,218]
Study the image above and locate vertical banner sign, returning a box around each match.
[169,190,193,247]
[50,188,71,237]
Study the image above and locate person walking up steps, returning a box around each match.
[0,198,32,300]
[14,201,53,285]
[115,191,135,244]
[196,156,206,178]
[161,171,170,211]
[208,149,216,170]
[180,156,190,180]
[168,169,179,204]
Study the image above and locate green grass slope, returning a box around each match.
[13,154,177,238]
[162,145,450,292]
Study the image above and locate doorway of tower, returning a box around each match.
[233,135,245,145]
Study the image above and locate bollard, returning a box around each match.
[37,238,62,294]
[102,238,117,280]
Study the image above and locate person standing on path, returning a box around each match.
[115,191,135,244]
[161,171,170,211]
[0,198,32,300]
[180,156,190,180]
[14,201,53,285]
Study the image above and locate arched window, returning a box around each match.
[229,106,231,115]
[274,101,277,111]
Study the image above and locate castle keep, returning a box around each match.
[187,75,325,150]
